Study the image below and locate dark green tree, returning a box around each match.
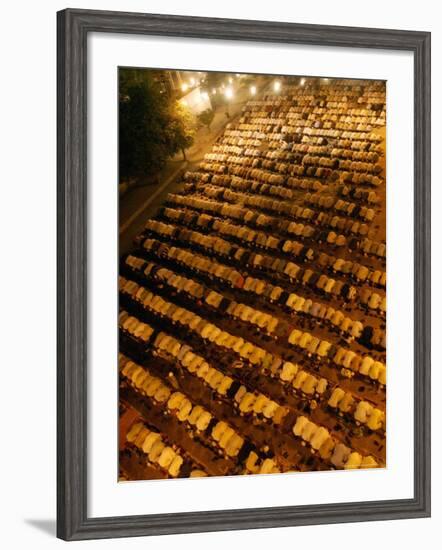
[200,72,228,109]
[197,108,215,131]
[119,69,195,180]
[170,101,196,160]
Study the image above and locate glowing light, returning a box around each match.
[201,91,209,100]
[189,77,196,86]
[225,87,234,99]
[228,77,233,84]
[212,88,217,95]
[181,83,188,93]
[181,100,188,106]
[300,78,306,86]
[250,85,257,96]
[273,80,281,92]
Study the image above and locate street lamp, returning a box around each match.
[273,80,281,92]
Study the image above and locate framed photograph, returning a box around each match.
[57,8,431,541]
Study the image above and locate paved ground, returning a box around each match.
[119,160,187,255]
[119,78,269,255]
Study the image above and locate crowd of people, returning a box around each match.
[119,76,387,481]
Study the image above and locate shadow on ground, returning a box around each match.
[25,519,56,536]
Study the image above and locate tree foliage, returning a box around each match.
[197,108,215,131]
[170,101,196,159]
[119,69,195,180]
[200,72,228,108]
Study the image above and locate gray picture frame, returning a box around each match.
[57,8,431,541]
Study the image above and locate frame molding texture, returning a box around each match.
[57,8,431,541]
